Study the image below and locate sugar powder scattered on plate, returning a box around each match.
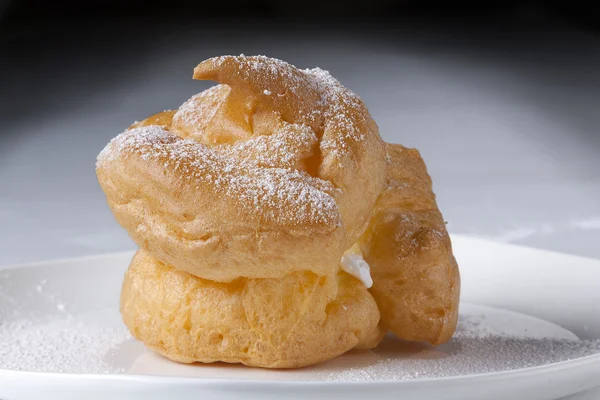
[317,304,600,381]
[0,314,131,374]
[0,303,598,378]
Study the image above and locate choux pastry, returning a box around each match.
[97,55,460,368]
[97,55,387,282]
[360,144,460,345]
[121,250,383,368]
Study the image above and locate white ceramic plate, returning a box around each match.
[0,235,599,400]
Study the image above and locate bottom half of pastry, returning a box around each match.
[121,250,384,368]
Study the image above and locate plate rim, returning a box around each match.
[1,351,599,387]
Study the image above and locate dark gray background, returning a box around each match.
[1,2,599,265]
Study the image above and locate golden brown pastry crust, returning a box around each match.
[360,144,460,345]
[190,56,387,244]
[96,124,346,282]
[96,55,460,368]
[97,55,387,282]
[121,250,383,368]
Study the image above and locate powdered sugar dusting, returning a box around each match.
[98,55,379,231]
[304,67,369,165]
[172,84,229,140]
[198,55,369,157]
[318,304,600,381]
[1,303,598,378]
[0,315,131,373]
[97,126,340,228]
[219,122,317,170]
[305,67,366,141]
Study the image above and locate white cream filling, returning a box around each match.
[340,245,373,288]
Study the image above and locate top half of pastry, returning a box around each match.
[96,55,386,281]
